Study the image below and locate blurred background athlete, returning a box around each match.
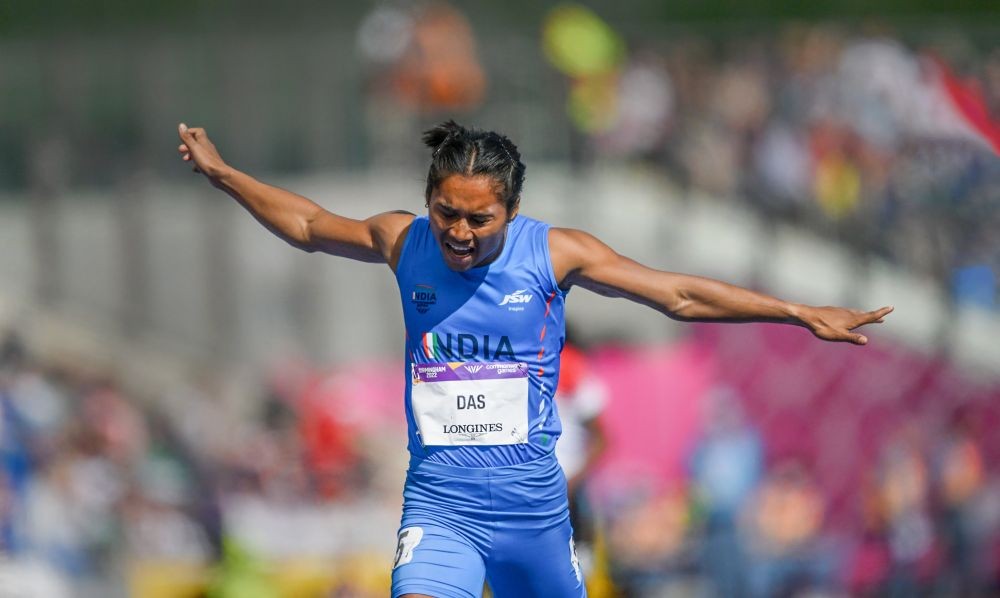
[178,119,892,598]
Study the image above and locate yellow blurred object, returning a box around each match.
[128,561,211,598]
[585,523,617,598]
[328,553,395,596]
[129,554,394,598]
[568,74,619,134]
[543,5,625,78]
[814,152,861,220]
[267,559,336,598]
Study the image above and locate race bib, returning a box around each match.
[411,361,530,446]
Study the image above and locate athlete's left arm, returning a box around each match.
[549,228,892,345]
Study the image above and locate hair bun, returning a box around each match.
[422,120,466,152]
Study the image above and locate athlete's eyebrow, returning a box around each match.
[435,201,493,219]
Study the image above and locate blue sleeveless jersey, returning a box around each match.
[394,215,569,468]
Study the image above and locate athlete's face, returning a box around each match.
[428,174,519,272]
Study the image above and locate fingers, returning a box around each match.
[178,125,204,170]
[836,328,867,344]
[872,305,894,319]
[178,123,205,141]
[854,305,893,327]
[818,329,867,345]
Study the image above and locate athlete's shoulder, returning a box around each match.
[513,214,549,228]
[546,227,616,289]
[370,210,417,231]
[546,226,597,258]
[370,210,417,272]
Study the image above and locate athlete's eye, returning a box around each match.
[437,206,457,218]
[470,216,491,226]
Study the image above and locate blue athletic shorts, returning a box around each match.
[391,453,586,598]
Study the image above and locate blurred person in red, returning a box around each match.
[297,372,363,500]
[177,119,890,598]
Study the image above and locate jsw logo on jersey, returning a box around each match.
[499,289,533,306]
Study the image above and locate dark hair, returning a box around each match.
[422,120,526,213]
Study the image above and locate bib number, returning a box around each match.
[411,362,530,446]
[393,527,423,569]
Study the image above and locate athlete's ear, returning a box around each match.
[508,198,520,222]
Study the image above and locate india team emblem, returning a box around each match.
[411,284,437,314]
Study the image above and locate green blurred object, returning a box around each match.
[543,4,625,77]
[206,538,279,598]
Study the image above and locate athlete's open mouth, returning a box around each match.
[444,241,474,258]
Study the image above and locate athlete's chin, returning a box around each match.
[443,257,476,271]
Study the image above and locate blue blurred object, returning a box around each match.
[952,264,996,309]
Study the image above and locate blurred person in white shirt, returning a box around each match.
[553,328,608,577]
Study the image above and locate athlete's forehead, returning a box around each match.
[432,174,506,214]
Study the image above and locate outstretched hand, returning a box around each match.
[177,123,230,185]
[800,305,893,345]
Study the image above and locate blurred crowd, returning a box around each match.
[4,320,1000,597]
[538,8,1000,312]
[0,331,405,597]
[586,323,1000,597]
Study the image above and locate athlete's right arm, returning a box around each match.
[177,123,413,268]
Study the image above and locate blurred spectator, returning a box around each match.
[553,335,609,579]
[690,386,763,597]
[745,460,831,597]
[593,52,675,159]
[605,485,692,596]
[360,1,485,113]
[934,407,988,594]
[297,371,365,500]
[358,1,486,168]
[877,425,939,596]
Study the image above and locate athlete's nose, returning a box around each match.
[450,219,474,243]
